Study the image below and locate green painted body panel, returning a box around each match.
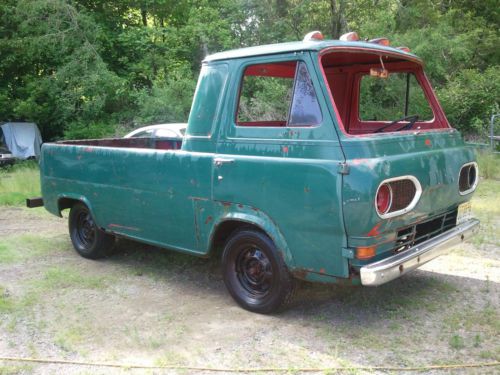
[40,42,476,285]
[339,130,476,267]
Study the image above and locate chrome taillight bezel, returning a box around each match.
[458,162,479,196]
[375,176,422,219]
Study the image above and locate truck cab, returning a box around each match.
[36,31,479,313]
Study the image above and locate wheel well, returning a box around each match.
[210,220,267,257]
[58,197,83,214]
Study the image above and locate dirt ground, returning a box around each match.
[0,207,499,374]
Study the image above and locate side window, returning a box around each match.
[236,61,322,127]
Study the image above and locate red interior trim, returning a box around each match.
[319,48,450,136]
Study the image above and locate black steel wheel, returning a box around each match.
[69,203,115,259]
[222,228,296,313]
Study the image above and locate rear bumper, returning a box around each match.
[360,219,480,286]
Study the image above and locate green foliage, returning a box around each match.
[0,0,498,139]
[134,66,196,125]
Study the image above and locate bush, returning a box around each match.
[63,121,115,140]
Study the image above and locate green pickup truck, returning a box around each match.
[33,31,480,313]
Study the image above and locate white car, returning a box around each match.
[124,123,187,139]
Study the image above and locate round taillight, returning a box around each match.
[376,184,392,214]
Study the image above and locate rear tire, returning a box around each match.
[69,203,115,259]
[222,228,296,314]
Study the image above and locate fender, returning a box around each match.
[202,200,296,268]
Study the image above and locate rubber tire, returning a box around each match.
[68,203,115,259]
[222,228,296,314]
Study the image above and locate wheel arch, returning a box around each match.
[57,194,94,217]
[208,213,295,269]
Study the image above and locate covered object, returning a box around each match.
[0,122,43,159]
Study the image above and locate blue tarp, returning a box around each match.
[0,122,42,159]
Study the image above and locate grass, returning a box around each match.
[0,160,40,206]
[36,267,109,290]
[0,234,68,264]
[477,151,500,180]
[470,179,500,247]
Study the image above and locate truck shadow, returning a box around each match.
[108,238,495,323]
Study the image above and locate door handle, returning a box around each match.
[214,157,235,166]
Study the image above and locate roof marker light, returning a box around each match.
[369,38,390,46]
[339,31,359,42]
[303,31,324,42]
[397,46,411,52]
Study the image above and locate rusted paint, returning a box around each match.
[304,187,310,193]
[366,223,381,237]
[237,204,244,209]
[425,139,432,147]
[319,268,326,274]
[204,215,213,224]
[221,201,232,207]
[282,145,289,153]
[108,223,140,232]
[292,268,311,279]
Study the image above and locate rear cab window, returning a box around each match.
[320,49,449,135]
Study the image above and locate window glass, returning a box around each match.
[133,129,155,138]
[359,73,433,121]
[236,61,321,127]
[289,62,322,126]
[155,129,178,137]
[237,62,295,125]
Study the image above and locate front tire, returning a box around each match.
[69,203,115,259]
[222,228,296,314]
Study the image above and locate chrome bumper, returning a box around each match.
[360,219,480,286]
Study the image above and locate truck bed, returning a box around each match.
[59,137,182,151]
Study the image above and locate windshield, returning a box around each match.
[359,72,434,122]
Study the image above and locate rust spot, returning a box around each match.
[84,147,93,152]
[282,146,289,153]
[237,204,243,209]
[108,223,140,232]
[221,201,231,207]
[319,268,326,274]
[204,215,213,224]
[250,206,259,212]
[366,223,381,237]
[292,268,310,279]
[425,139,432,147]
[304,187,310,193]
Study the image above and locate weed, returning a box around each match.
[0,286,14,313]
[55,325,86,352]
[449,334,465,350]
[473,334,482,348]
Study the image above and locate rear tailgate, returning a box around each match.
[340,130,476,261]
